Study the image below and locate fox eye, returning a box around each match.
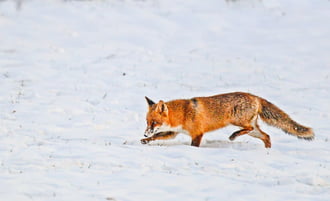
[151,121,158,126]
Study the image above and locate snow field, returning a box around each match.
[0,0,330,200]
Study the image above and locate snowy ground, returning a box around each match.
[0,0,330,200]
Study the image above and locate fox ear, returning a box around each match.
[156,100,168,116]
[145,96,155,107]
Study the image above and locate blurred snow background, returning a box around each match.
[0,0,329,200]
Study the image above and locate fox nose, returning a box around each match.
[144,127,153,137]
[144,129,149,137]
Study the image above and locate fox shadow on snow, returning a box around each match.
[144,139,260,150]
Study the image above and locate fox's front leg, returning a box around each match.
[141,132,178,144]
[191,134,204,147]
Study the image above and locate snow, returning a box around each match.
[0,0,329,200]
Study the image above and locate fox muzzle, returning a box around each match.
[144,127,153,137]
[144,126,158,137]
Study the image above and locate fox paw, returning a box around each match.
[229,134,237,141]
[140,138,150,144]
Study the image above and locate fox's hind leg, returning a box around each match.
[229,127,253,141]
[246,117,271,148]
[230,116,271,148]
[249,124,271,148]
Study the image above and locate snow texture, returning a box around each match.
[0,0,329,200]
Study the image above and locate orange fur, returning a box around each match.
[142,92,314,148]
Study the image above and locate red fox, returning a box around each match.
[141,92,314,148]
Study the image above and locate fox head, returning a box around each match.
[144,97,171,137]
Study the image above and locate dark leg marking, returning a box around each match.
[229,127,253,141]
[191,134,203,147]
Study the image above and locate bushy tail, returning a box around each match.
[259,98,314,140]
